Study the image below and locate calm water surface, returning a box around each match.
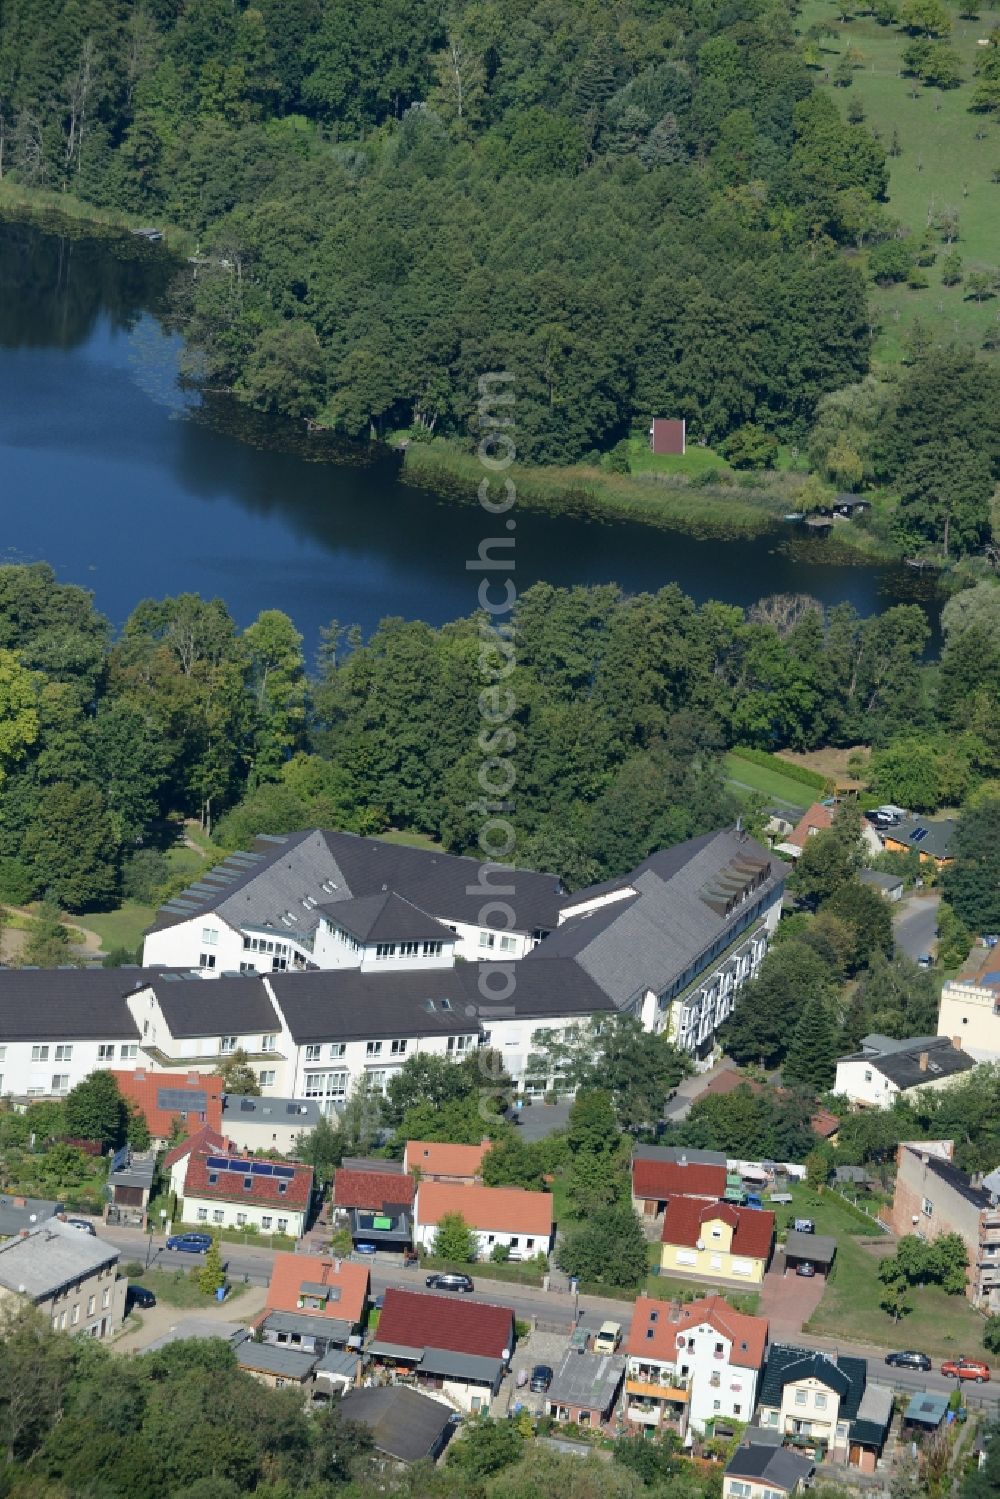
[0,220,938,648]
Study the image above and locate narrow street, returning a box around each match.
[893,890,941,963]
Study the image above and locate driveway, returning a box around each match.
[113,1283,266,1353]
[893,891,940,963]
[760,1265,826,1343]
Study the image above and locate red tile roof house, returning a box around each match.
[413,1182,555,1261]
[624,1294,768,1438]
[403,1140,491,1183]
[112,1068,224,1146]
[165,1125,230,1198]
[333,1167,415,1250]
[631,1157,728,1218]
[176,1150,314,1240]
[368,1287,514,1413]
[659,1197,775,1287]
[257,1250,369,1363]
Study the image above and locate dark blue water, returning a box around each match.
[0,219,937,649]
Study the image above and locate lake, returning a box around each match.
[0,218,939,650]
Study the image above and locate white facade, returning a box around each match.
[180,1194,307,1239]
[0,1036,140,1100]
[125,983,294,1091]
[834,1054,969,1109]
[410,1217,551,1261]
[143,918,311,977]
[625,1320,762,1436]
[286,1028,479,1113]
[311,916,454,973]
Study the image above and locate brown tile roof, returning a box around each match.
[626,1293,767,1370]
[416,1181,553,1236]
[112,1069,223,1141]
[660,1197,775,1261]
[376,1288,513,1359]
[404,1141,490,1179]
[334,1169,414,1210]
[632,1158,726,1201]
[266,1250,368,1326]
[184,1152,313,1211]
[163,1124,229,1169]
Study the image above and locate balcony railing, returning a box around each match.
[625,1377,689,1403]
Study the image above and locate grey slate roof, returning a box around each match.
[263,1310,354,1343]
[547,1350,626,1412]
[223,1095,321,1130]
[859,870,903,892]
[632,1144,727,1168]
[319,892,454,945]
[532,830,786,1009]
[236,1340,317,1380]
[725,1443,814,1491]
[842,1036,975,1092]
[337,1385,454,1463]
[417,1348,504,1384]
[0,1195,61,1238]
[0,1218,118,1298]
[147,974,280,1039]
[269,959,613,1044]
[759,1347,867,1421]
[150,828,565,937]
[904,1393,949,1428]
[920,1151,993,1211]
[0,968,149,1040]
[889,818,956,860]
[784,1230,837,1266]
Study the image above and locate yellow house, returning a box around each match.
[659,1198,774,1286]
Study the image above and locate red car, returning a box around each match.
[941,1358,990,1383]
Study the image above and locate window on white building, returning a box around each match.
[305,1044,321,1062]
[261,1034,277,1052]
[236,1213,247,1227]
[87,1296,96,1315]
[447,1035,473,1053]
[259,1070,276,1087]
[500,935,516,953]
[51,1075,70,1094]
[97,1044,114,1061]
[366,1041,382,1056]
[400,942,419,957]
[422,941,442,956]
[201,928,218,945]
[794,1390,807,1407]
[31,1045,49,1062]
[220,1036,237,1054]
[197,1208,208,1222]
[329,1043,345,1058]
[102,1288,111,1309]
[368,1070,387,1092]
[212,1209,224,1224]
[375,944,395,960]
[262,1216,272,1229]
[479,932,495,949]
[277,1218,288,1234]
[120,1044,138,1060]
[303,1070,348,1104]
[815,1394,828,1410]
[199,953,216,969]
[390,1039,407,1056]
[54,1045,73,1062]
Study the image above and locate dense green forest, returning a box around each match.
[1,560,1000,912]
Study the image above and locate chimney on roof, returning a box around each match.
[334,1258,341,1274]
[952,1036,963,1050]
[679,1154,687,1167]
[918,1052,929,1073]
[669,1301,682,1323]
[18,1229,29,1239]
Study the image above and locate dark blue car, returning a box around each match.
[166,1232,213,1254]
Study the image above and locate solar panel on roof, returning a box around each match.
[252,1161,274,1176]
[206,1155,232,1171]
[911,828,929,843]
[273,1164,295,1180]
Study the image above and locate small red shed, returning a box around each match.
[650,418,686,456]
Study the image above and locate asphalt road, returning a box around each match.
[100,1224,1000,1408]
[893,891,940,963]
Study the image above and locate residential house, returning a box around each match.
[333,1167,414,1251]
[724,1435,814,1499]
[624,1294,768,1437]
[176,1151,314,1240]
[859,870,904,903]
[633,1144,727,1169]
[882,818,956,867]
[834,1034,975,1109]
[546,1349,626,1429]
[112,1067,224,1144]
[222,1094,321,1154]
[777,804,882,862]
[756,1346,893,1470]
[631,1155,727,1218]
[367,1287,514,1413]
[0,1218,126,1340]
[413,1181,554,1261]
[258,1251,368,1358]
[164,1125,230,1198]
[105,1148,157,1228]
[659,1198,774,1285]
[336,1385,455,1465]
[885,1142,1000,1310]
[0,1195,60,1239]
[0,968,152,1099]
[938,948,1000,1061]
[403,1139,490,1183]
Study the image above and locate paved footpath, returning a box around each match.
[114,1283,267,1354]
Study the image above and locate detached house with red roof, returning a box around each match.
[413,1181,554,1261]
[333,1166,414,1251]
[176,1149,314,1240]
[659,1199,774,1286]
[113,1068,224,1146]
[259,1250,368,1362]
[631,1154,728,1219]
[368,1287,514,1413]
[625,1294,768,1437]
[403,1140,490,1183]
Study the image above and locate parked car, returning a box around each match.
[593,1320,622,1354]
[530,1364,553,1393]
[942,1358,990,1383]
[795,1262,817,1278]
[793,1218,815,1234]
[425,1272,474,1293]
[355,1242,378,1255]
[744,1193,763,1209]
[65,1218,96,1235]
[885,1350,932,1373]
[166,1232,213,1254]
[125,1284,156,1311]
[917,954,933,969]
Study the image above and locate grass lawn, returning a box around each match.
[130,1267,248,1309]
[77,901,155,955]
[798,0,1000,360]
[788,1186,991,1359]
[623,433,731,478]
[378,828,442,851]
[723,753,814,810]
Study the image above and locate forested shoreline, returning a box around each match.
[0,560,998,918]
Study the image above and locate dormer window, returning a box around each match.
[244,1177,253,1191]
[278,1181,287,1195]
